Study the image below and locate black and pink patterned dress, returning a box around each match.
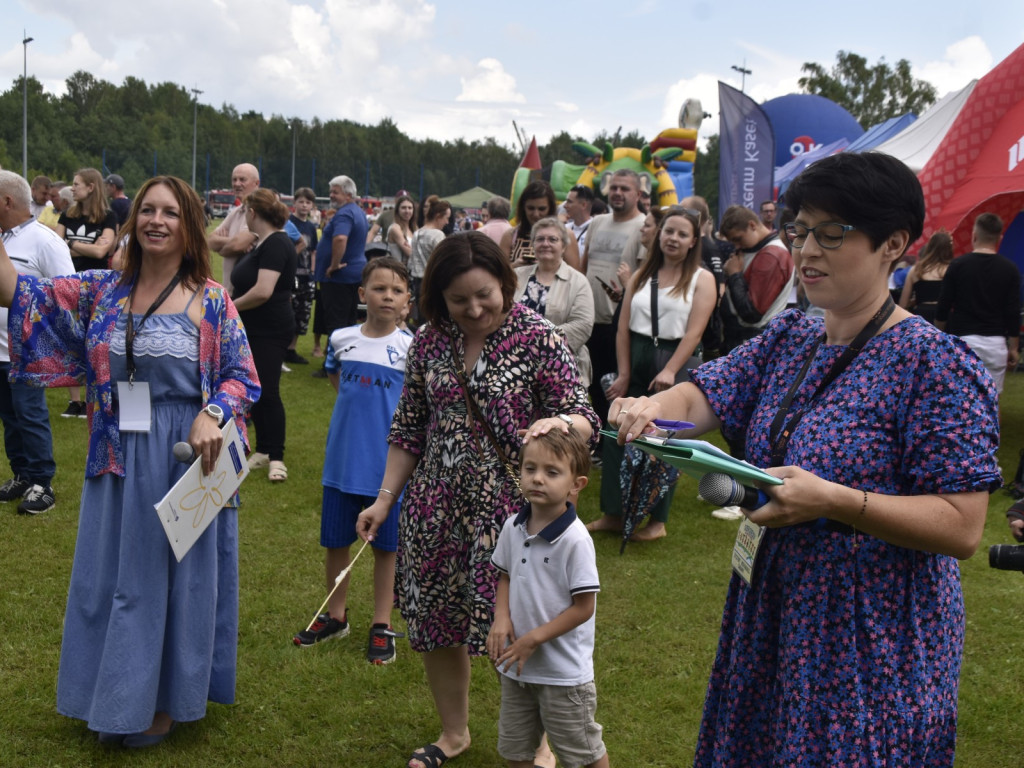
[389,303,598,655]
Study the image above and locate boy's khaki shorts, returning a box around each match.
[497,675,606,767]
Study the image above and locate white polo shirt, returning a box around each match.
[0,218,74,361]
[491,502,600,686]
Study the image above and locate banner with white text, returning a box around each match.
[717,81,775,223]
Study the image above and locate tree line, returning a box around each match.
[0,71,524,201]
[0,51,930,213]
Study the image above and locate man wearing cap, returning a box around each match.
[105,174,132,229]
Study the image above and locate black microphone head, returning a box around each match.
[699,472,739,506]
[173,442,195,463]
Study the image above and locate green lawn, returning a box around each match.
[1,269,1022,766]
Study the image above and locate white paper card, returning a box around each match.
[117,380,152,432]
[154,419,250,562]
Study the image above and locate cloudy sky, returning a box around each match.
[4,0,1023,151]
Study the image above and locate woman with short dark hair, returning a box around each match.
[358,232,598,768]
[612,152,1000,767]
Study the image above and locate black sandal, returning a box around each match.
[408,743,450,768]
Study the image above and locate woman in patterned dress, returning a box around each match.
[611,152,1000,767]
[358,232,598,768]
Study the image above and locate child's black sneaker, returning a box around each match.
[18,484,55,515]
[0,475,30,502]
[293,612,348,647]
[366,624,404,665]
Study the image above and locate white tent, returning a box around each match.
[872,81,977,172]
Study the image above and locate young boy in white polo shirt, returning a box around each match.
[488,428,609,768]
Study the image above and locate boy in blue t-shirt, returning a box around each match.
[293,257,412,664]
[488,429,610,768]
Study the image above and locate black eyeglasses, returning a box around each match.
[783,221,858,250]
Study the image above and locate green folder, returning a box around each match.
[599,430,783,486]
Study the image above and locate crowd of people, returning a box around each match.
[0,150,1020,767]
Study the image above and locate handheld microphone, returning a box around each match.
[173,441,196,464]
[699,472,769,511]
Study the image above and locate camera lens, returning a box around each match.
[988,543,1024,571]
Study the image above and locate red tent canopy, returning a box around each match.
[914,41,1024,253]
[925,97,1024,254]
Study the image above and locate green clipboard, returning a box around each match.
[599,429,782,486]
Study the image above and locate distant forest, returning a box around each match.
[0,72,718,207]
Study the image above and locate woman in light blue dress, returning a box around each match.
[0,176,260,748]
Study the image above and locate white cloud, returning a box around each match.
[456,59,525,103]
[918,36,993,97]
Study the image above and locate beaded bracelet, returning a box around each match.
[859,489,868,516]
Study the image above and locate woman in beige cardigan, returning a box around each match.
[513,217,595,386]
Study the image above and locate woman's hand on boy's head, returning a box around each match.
[520,416,571,444]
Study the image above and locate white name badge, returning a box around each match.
[731,516,766,586]
[117,380,152,432]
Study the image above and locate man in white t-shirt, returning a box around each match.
[0,171,75,514]
[581,169,646,421]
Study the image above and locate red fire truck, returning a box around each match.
[207,190,238,218]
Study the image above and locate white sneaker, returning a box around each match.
[711,505,744,520]
[248,452,270,470]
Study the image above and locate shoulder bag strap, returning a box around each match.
[650,274,659,346]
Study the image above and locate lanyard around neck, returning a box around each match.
[767,296,895,467]
[125,270,183,384]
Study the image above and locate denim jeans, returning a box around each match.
[0,362,57,484]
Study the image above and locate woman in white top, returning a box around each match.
[590,207,716,540]
[386,195,417,266]
[512,217,595,385]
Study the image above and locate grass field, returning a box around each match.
[1,261,1023,767]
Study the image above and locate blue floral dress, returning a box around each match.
[689,310,1000,767]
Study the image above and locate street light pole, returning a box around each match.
[290,120,298,195]
[191,87,203,190]
[731,60,752,93]
[22,32,34,178]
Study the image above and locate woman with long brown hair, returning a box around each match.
[501,180,581,270]
[0,175,259,747]
[899,230,954,324]
[387,194,418,265]
[589,206,716,540]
